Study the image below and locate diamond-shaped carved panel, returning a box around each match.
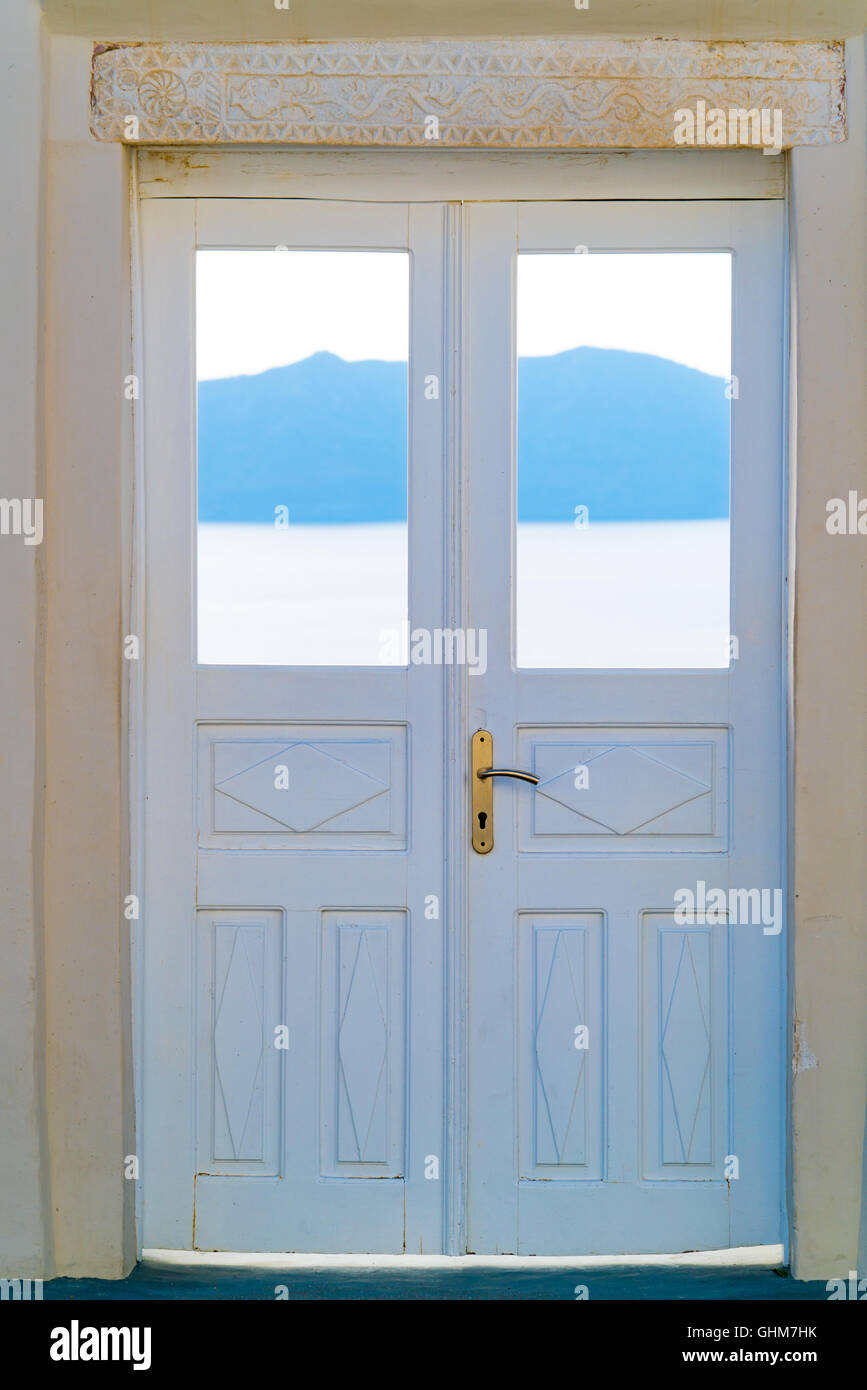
[519,913,603,1181]
[537,745,711,835]
[337,927,388,1163]
[213,925,265,1161]
[535,930,588,1166]
[660,931,712,1164]
[199,725,407,850]
[197,912,284,1177]
[216,741,388,833]
[518,728,727,852]
[321,911,405,1178]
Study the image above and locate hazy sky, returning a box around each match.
[196,248,731,382]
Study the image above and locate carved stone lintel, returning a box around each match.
[90,39,845,150]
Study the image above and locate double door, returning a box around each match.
[141,192,785,1254]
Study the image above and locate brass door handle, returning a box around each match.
[471,729,537,853]
[476,768,539,785]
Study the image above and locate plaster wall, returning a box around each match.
[41,33,137,1279]
[0,0,51,1282]
[788,36,867,1279]
[37,0,867,41]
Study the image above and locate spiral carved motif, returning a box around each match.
[138,70,187,119]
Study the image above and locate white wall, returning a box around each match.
[0,0,52,1280]
[37,0,867,41]
[42,32,136,1277]
[788,35,867,1280]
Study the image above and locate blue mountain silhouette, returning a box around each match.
[197,347,729,523]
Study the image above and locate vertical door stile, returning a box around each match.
[443,200,470,1256]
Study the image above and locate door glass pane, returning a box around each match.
[516,252,732,668]
[196,249,408,665]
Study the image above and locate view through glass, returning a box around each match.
[196,249,409,665]
[517,251,732,668]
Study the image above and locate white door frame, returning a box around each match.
[132,149,789,1258]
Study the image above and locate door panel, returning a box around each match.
[141,198,448,1253]
[465,201,785,1254]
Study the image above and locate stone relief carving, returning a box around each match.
[90,39,845,148]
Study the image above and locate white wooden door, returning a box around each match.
[141,190,785,1257]
[464,201,785,1253]
[141,198,449,1253]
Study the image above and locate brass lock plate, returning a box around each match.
[472,729,493,853]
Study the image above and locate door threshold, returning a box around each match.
[144,1245,784,1271]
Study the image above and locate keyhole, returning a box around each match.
[477,811,487,831]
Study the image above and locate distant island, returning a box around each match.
[197,347,730,524]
